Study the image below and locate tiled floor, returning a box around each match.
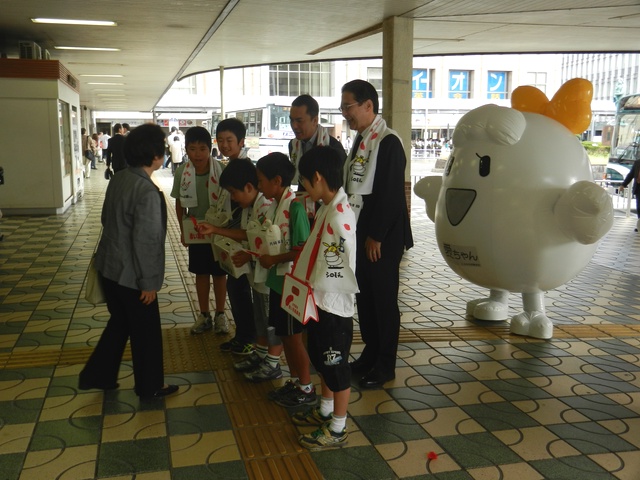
[1,166,639,480]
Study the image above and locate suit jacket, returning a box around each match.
[352,134,413,255]
[622,159,640,195]
[105,134,127,172]
[95,168,167,292]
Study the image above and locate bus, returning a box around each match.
[213,104,294,161]
[609,93,640,167]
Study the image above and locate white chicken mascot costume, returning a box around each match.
[414,78,614,339]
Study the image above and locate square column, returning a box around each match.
[382,16,414,204]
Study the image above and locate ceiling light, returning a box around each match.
[87,82,125,85]
[97,94,126,97]
[32,18,117,27]
[55,46,120,52]
[80,74,123,78]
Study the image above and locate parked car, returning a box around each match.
[603,162,630,187]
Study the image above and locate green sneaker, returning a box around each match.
[291,407,332,427]
[299,423,348,450]
[230,342,254,356]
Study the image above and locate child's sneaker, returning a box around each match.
[299,424,348,450]
[231,342,254,356]
[190,313,212,334]
[274,385,317,407]
[233,352,262,372]
[213,312,229,334]
[267,380,297,401]
[291,407,332,427]
[244,361,283,382]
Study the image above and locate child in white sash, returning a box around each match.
[214,118,257,355]
[290,146,358,450]
[170,127,229,335]
[255,153,314,405]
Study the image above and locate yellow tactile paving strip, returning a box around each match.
[3,323,639,371]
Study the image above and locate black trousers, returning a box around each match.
[227,274,256,344]
[79,276,164,397]
[355,239,404,376]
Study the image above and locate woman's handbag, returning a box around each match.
[280,221,324,324]
[85,255,106,304]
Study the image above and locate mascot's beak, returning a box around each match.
[445,189,476,226]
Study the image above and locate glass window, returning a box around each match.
[268,62,331,96]
[412,69,434,98]
[487,71,509,99]
[526,72,547,94]
[448,70,471,99]
[367,67,383,99]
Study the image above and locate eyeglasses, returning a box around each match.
[339,102,360,113]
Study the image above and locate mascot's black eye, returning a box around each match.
[476,153,491,177]
[444,155,454,176]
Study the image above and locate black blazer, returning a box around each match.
[622,159,640,195]
[105,134,127,172]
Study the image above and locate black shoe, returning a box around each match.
[635,228,638,232]
[78,381,119,391]
[358,369,394,389]
[140,384,178,399]
[349,358,373,374]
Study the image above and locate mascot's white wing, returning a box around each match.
[414,176,442,222]
[554,180,614,245]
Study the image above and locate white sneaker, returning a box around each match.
[213,312,229,334]
[191,313,213,334]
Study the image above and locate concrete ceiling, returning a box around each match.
[1,0,639,112]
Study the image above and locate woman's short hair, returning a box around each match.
[124,123,166,167]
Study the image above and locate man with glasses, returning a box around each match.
[341,79,413,389]
[288,94,346,186]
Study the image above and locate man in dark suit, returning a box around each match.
[104,123,127,173]
[620,156,640,231]
[341,80,413,388]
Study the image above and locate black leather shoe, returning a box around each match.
[142,384,178,399]
[78,381,119,391]
[349,358,373,374]
[358,370,394,389]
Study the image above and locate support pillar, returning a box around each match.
[382,16,414,211]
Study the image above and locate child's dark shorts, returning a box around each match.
[269,289,304,336]
[188,243,226,276]
[306,309,353,392]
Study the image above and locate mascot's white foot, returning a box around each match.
[467,291,509,321]
[467,299,509,321]
[510,311,553,339]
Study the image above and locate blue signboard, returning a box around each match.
[412,69,431,98]
[488,71,507,99]
[449,70,469,98]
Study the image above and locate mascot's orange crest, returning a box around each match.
[511,78,593,134]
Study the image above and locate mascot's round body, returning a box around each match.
[415,80,613,339]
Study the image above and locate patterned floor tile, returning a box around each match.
[21,445,98,480]
[102,411,167,442]
[97,437,170,477]
[169,430,241,467]
[411,406,485,437]
[437,432,524,469]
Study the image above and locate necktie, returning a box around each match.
[350,135,362,160]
